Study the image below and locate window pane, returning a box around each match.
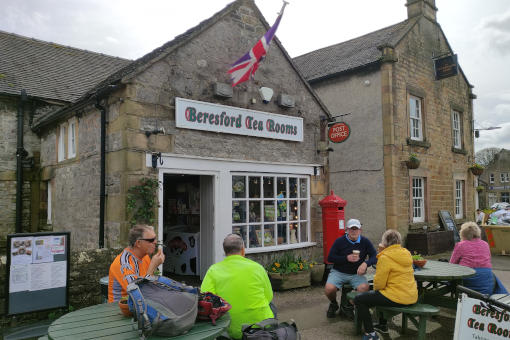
[300,200,308,220]
[249,225,262,248]
[277,177,287,198]
[232,176,246,198]
[299,222,308,243]
[277,223,287,245]
[263,225,275,247]
[300,178,307,197]
[289,178,298,198]
[249,201,261,223]
[263,176,274,198]
[232,201,246,223]
[249,176,261,198]
[232,225,247,246]
[264,202,275,222]
[289,200,298,222]
[290,223,298,244]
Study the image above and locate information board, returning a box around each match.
[439,210,461,243]
[6,232,70,315]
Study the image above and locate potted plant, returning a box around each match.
[267,254,311,290]
[469,163,484,176]
[118,296,132,317]
[476,185,484,192]
[310,261,326,284]
[406,153,420,169]
[411,253,427,268]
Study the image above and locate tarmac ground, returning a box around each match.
[272,253,510,340]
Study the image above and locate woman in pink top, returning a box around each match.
[450,222,503,295]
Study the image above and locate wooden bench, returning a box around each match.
[346,291,439,340]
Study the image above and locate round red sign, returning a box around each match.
[328,122,350,143]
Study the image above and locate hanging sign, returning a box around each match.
[434,54,458,80]
[175,97,303,142]
[328,122,350,143]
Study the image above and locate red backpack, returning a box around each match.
[197,291,232,325]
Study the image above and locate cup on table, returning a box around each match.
[352,250,360,261]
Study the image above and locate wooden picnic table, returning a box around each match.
[47,303,230,340]
[413,260,475,309]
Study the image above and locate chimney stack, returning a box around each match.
[406,0,437,21]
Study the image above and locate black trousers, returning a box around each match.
[353,291,407,333]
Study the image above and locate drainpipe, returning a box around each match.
[95,100,106,248]
[16,90,28,233]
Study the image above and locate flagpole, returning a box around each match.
[278,1,289,16]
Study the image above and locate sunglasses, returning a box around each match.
[138,237,156,243]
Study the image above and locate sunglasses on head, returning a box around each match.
[138,237,156,243]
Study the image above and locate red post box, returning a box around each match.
[319,190,347,264]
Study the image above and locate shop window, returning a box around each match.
[409,95,423,141]
[451,110,462,149]
[490,174,495,184]
[232,174,309,250]
[455,180,464,219]
[412,177,425,223]
[502,192,510,203]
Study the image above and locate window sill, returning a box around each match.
[408,222,428,231]
[451,147,467,155]
[245,241,316,254]
[406,138,431,149]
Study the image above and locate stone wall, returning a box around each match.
[0,248,120,329]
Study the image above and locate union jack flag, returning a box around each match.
[228,2,288,87]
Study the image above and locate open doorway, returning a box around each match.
[162,174,214,281]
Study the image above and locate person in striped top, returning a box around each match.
[108,224,165,302]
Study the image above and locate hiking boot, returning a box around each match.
[326,301,339,318]
[362,333,380,340]
[340,304,354,320]
[373,323,389,334]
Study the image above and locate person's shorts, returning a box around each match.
[326,269,368,289]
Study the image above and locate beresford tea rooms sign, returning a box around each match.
[175,97,303,142]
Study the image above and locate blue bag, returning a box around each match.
[127,275,198,339]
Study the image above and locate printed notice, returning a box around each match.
[11,237,33,265]
[51,261,67,288]
[30,263,52,291]
[9,264,31,293]
[33,236,54,263]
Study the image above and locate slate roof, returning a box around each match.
[0,30,131,103]
[293,19,418,83]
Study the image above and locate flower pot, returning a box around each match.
[118,299,132,317]
[310,263,325,283]
[413,259,427,268]
[470,167,483,176]
[268,271,311,291]
[406,159,420,169]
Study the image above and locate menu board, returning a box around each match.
[6,232,70,315]
[439,210,461,243]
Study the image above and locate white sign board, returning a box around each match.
[175,97,303,142]
[454,293,510,339]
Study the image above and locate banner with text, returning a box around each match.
[175,97,303,142]
[454,293,510,339]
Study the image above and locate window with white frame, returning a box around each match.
[68,119,76,158]
[506,173,510,182]
[412,177,425,222]
[455,180,464,219]
[58,124,67,162]
[409,96,423,141]
[502,192,510,203]
[47,181,52,225]
[232,174,309,250]
[452,110,462,149]
[490,174,495,183]
[500,173,509,183]
[488,193,497,207]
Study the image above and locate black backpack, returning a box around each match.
[242,318,300,340]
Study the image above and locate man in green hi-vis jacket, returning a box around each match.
[201,234,274,339]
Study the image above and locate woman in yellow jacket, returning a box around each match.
[353,229,418,340]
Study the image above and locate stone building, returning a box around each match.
[294,0,476,242]
[0,30,130,249]
[26,0,329,277]
[478,149,510,208]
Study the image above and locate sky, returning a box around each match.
[2,0,509,151]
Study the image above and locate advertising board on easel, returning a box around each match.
[6,232,70,315]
